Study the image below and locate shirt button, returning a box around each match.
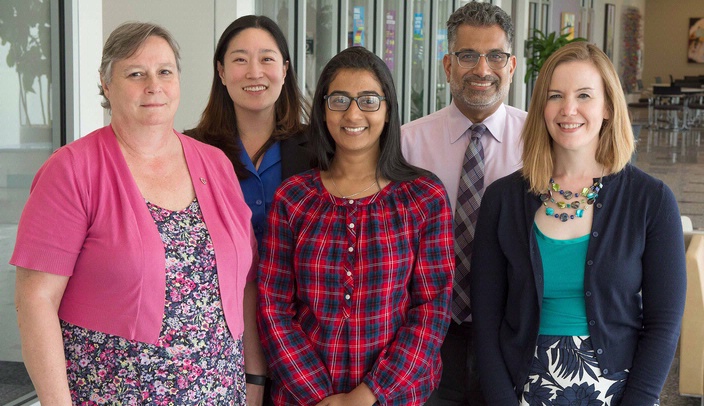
[596,348,604,355]
[602,368,609,374]
[589,320,596,326]
[346,271,352,276]
[345,294,351,300]
[596,203,603,209]
[592,231,599,237]
[585,291,592,297]
[348,199,354,204]
[348,247,354,252]
[255,199,263,206]
[349,223,355,229]
[587,260,594,266]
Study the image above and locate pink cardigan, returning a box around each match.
[11,126,256,343]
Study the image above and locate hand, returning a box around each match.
[314,383,376,406]
[245,382,265,406]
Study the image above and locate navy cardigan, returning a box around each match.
[470,165,686,405]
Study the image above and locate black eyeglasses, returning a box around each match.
[324,94,386,112]
[451,51,512,70]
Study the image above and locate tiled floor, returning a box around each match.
[0,126,703,404]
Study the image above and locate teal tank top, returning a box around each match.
[534,225,590,336]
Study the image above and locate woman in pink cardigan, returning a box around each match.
[11,22,264,405]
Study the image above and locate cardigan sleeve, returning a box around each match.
[620,181,686,404]
[361,180,454,404]
[257,186,334,403]
[470,181,521,405]
[10,147,88,275]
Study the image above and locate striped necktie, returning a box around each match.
[451,123,487,324]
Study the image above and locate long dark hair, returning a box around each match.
[185,15,308,179]
[309,47,428,182]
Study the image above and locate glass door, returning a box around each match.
[0,0,61,403]
[379,0,405,112]
[305,0,338,100]
[405,0,431,122]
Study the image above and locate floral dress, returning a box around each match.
[62,199,246,405]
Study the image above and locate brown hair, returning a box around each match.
[185,15,308,179]
[521,42,634,194]
[99,22,181,110]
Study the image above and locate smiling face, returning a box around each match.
[102,35,180,128]
[444,24,516,123]
[217,28,288,117]
[544,60,609,155]
[324,69,388,158]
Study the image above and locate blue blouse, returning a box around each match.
[237,139,282,249]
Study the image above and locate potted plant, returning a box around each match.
[0,0,52,143]
[524,27,586,84]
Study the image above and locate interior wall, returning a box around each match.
[643,0,704,87]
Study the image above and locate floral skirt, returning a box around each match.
[520,335,630,406]
[62,199,246,405]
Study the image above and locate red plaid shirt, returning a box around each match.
[257,170,454,406]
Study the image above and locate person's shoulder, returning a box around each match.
[485,170,526,196]
[401,105,450,132]
[278,169,318,195]
[504,104,528,120]
[617,164,671,195]
[403,174,450,202]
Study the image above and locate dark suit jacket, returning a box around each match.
[280,132,315,180]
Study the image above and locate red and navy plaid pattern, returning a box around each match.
[258,170,454,406]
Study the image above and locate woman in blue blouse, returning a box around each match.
[186,15,312,247]
[257,47,454,406]
[471,42,686,405]
[185,15,313,404]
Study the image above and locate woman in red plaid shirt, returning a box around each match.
[257,46,455,406]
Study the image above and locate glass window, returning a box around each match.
[305,0,338,100]
[0,0,55,403]
[348,1,374,50]
[434,0,453,112]
[409,1,431,121]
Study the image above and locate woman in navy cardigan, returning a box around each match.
[470,42,686,405]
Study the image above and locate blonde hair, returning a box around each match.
[521,42,634,194]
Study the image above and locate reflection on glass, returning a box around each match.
[435,0,453,112]
[257,0,295,45]
[382,1,404,97]
[410,1,430,121]
[348,2,373,49]
[307,1,337,100]
[0,0,53,402]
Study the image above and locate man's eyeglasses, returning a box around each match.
[324,94,386,112]
[451,51,512,70]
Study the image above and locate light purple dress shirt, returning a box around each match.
[401,102,527,212]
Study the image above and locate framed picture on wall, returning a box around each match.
[689,17,704,63]
[561,12,575,40]
[603,4,616,61]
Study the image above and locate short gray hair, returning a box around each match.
[447,2,514,51]
[98,22,181,109]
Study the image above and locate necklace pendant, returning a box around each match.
[559,213,569,222]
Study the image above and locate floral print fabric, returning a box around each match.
[521,335,630,406]
[62,199,245,405]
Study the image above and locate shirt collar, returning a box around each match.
[448,101,507,144]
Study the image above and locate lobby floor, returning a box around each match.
[0,126,703,404]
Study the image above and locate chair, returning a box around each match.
[679,234,704,401]
[683,215,694,232]
[653,86,688,130]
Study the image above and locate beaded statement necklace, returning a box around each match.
[540,178,603,222]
